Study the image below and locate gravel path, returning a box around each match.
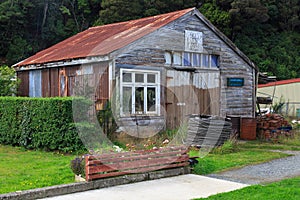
[208,150,300,185]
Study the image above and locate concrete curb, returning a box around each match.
[0,167,190,200]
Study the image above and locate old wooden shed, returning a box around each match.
[14,8,258,134]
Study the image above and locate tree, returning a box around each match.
[98,0,143,24]
[0,65,19,96]
[199,0,231,36]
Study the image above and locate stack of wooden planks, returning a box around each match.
[257,114,292,141]
[186,115,232,147]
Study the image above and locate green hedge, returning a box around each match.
[0,97,89,152]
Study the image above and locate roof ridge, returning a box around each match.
[88,7,195,30]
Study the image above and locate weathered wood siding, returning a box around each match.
[114,12,256,126]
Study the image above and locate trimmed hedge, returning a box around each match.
[0,97,89,152]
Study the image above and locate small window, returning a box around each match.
[211,55,219,68]
[123,72,132,82]
[183,52,191,66]
[174,52,182,65]
[147,74,156,83]
[192,53,201,66]
[135,73,144,83]
[147,87,156,112]
[202,54,209,68]
[122,87,132,114]
[165,52,172,64]
[135,87,145,113]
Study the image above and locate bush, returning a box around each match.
[0,97,89,152]
[70,156,85,176]
[0,65,19,96]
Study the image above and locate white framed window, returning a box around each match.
[120,69,160,116]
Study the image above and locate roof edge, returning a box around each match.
[14,55,110,71]
[191,9,258,71]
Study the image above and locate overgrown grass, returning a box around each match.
[0,145,75,194]
[194,176,300,200]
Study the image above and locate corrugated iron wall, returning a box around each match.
[17,71,29,96]
[16,62,109,106]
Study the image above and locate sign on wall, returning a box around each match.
[185,30,203,52]
[227,78,244,87]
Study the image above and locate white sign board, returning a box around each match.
[185,30,203,52]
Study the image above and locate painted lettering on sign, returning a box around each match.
[185,30,203,52]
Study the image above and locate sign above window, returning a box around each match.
[185,30,203,52]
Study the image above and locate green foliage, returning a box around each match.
[0,0,300,80]
[199,1,231,36]
[194,177,300,200]
[98,0,144,24]
[0,65,19,96]
[0,97,88,153]
[212,137,239,154]
[272,96,285,114]
[70,156,85,176]
[97,101,117,136]
[0,145,75,194]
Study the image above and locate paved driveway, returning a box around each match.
[41,174,248,200]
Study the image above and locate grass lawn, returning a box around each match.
[190,148,289,175]
[191,129,300,175]
[194,176,300,200]
[0,130,298,195]
[0,145,75,194]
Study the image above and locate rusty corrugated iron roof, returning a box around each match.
[15,8,194,67]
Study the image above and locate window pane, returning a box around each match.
[123,72,132,82]
[147,74,156,83]
[122,87,132,114]
[135,87,144,113]
[147,87,156,112]
[183,52,191,66]
[135,73,144,83]
[174,52,181,65]
[192,53,201,66]
[165,52,171,64]
[211,55,219,68]
[202,54,209,67]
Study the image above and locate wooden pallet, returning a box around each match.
[85,146,189,181]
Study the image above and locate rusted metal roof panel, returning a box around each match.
[15,8,194,67]
[258,78,300,88]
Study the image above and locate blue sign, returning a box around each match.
[227,78,244,87]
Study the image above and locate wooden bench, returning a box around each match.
[85,146,190,181]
